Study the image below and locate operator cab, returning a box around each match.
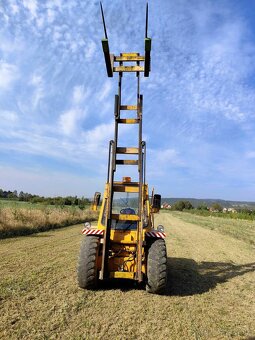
[111,190,138,230]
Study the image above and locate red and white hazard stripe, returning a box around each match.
[82,228,104,236]
[81,229,165,238]
[145,231,166,238]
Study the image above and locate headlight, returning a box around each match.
[84,221,91,229]
[157,224,164,232]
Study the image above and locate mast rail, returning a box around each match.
[99,1,151,282]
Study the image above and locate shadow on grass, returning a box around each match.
[98,278,144,292]
[95,259,255,296]
[166,257,255,296]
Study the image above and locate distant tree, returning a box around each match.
[197,203,208,210]
[184,200,193,210]
[19,191,25,201]
[172,201,186,211]
[211,203,223,212]
[172,200,193,211]
[64,197,73,205]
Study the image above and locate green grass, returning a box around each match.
[184,208,255,221]
[0,199,90,209]
[169,211,255,245]
[0,200,36,208]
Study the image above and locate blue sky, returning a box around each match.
[0,0,255,200]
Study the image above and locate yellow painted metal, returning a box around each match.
[97,183,110,229]
[117,118,139,124]
[113,66,144,72]
[110,229,137,243]
[91,204,97,211]
[113,180,139,185]
[116,147,139,154]
[111,213,140,221]
[90,192,101,211]
[121,52,140,57]
[115,56,145,61]
[113,184,139,193]
[95,183,160,280]
[116,160,138,165]
[120,105,137,110]
[109,271,135,279]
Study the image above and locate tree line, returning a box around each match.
[168,200,254,214]
[167,200,226,212]
[0,189,90,208]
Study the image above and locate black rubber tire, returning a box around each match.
[77,236,99,290]
[146,238,167,294]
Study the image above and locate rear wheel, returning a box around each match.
[146,238,167,294]
[77,236,99,289]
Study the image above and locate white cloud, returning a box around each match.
[245,151,255,159]
[0,120,111,172]
[47,8,55,23]
[36,16,45,29]
[59,108,84,136]
[83,121,114,155]
[23,0,38,18]
[29,72,44,108]
[72,85,88,105]
[85,40,96,60]
[98,81,112,102]
[52,30,62,42]
[23,0,37,18]
[0,110,18,123]
[10,2,19,15]
[0,165,102,197]
[1,0,255,200]
[58,85,89,135]
[46,0,62,10]
[155,148,180,164]
[0,61,19,90]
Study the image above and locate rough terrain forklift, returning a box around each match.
[77,3,167,294]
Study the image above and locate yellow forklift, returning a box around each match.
[77,3,167,294]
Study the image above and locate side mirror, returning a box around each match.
[91,192,101,211]
[152,194,161,212]
[95,192,101,206]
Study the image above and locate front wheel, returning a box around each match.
[77,236,99,290]
[146,238,167,294]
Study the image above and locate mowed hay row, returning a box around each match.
[0,206,98,238]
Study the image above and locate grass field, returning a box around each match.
[170,211,255,245]
[0,211,254,339]
[0,202,97,238]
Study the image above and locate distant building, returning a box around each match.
[227,208,237,213]
[162,202,171,209]
[222,207,237,213]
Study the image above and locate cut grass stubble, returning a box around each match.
[169,211,255,245]
[0,212,254,339]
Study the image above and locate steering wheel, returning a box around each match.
[120,208,136,215]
